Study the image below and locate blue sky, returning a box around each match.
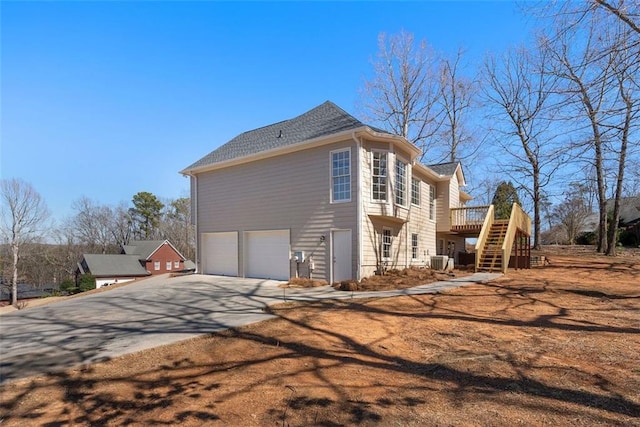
[1,1,533,223]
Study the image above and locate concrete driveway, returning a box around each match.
[0,272,499,384]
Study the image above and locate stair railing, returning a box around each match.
[500,203,532,273]
[474,204,495,272]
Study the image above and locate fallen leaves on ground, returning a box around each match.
[1,251,639,426]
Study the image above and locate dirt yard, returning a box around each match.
[1,250,639,426]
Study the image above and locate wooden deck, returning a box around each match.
[450,206,490,234]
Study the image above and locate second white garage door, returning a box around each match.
[245,230,290,280]
[201,232,238,276]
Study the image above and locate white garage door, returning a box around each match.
[202,232,238,276]
[245,230,290,280]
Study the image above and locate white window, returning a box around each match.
[174,260,180,269]
[372,151,387,201]
[412,233,419,260]
[331,149,351,202]
[395,159,407,206]
[411,177,420,206]
[429,185,436,220]
[382,228,392,259]
[154,261,160,271]
[166,261,172,270]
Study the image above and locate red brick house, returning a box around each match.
[77,240,191,289]
[122,240,187,275]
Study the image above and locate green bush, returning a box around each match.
[78,274,96,292]
[60,279,75,292]
[576,231,596,245]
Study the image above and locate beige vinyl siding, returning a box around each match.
[449,171,461,209]
[359,141,437,277]
[436,233,466,263]
[435,170,459,233]
[196,139,358,282]
[409,172,437,265]
[437,170,461,233]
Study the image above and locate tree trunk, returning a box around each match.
[533,169,541,250]
[594,136,608,253]
[11,242,18,306]
[606,81,631,256]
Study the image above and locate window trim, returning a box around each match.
[395,158,407,207]
[429,184,436,220]
[330,148,351,203]
[166,261,172,270]
[174,260,180,269]
[382,227,392,260]
[154,261,160,271]
[371,150,388,202]
[411,233,419,260]
[411,177,420,206]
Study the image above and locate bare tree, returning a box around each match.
[111,202,133,247]
[594,0,640,34]
[49,224,85,282]
[553,183,594,244]
[159,197,195,261]
[544,2,640,253]
[0,178,49,306]
[361,30,442,156]
[604,28,639,255]
[435,48,478,163]
[69,197,119,254]
[482,43,561,249]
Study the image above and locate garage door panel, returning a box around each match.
[202,232,238,276]
[245,230,289,280]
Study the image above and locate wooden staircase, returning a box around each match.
[477,220,509,272]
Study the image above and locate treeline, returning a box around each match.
[360,1,640,254]
[0,182,194,291]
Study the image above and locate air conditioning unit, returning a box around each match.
[430,255,449,271]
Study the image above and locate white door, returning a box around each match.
[332,229,352,283]
[201,232,238,276]
[245,230,290,280]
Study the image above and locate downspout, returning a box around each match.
[351,131,363,281]
[189,173,199,274]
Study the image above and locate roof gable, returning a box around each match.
[183,101,389,171]
[123,240,185,261]
[426,161,466,186]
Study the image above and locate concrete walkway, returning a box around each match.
[0,272,500,385]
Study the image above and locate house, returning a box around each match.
[0,283,60,302]
[122,240,187,274]
[77,240,188,288]
[76,254,151,288]
[181,101,530,282]
[615,195,640,245]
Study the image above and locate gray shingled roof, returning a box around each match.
[612,195,640,225]
[123,240,168,260]
[81,254,150,277]
[184,101,389,171]
[427,162,460,176]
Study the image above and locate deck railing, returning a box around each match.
[474,205,495,272]
[501,203,532,273]
[450,205,491,231]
